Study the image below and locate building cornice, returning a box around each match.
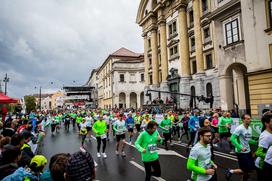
[207,0,240,20]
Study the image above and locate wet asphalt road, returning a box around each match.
[42,125,242,181]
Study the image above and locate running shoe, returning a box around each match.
[102,152,107,158]
[121,151,126,157]
[115,150,119,155]
[225,168,232,180]
[97,153,101,158]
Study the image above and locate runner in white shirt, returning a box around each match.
[85,114,93,141]
[113,114,127,157]
[259,112,272,179]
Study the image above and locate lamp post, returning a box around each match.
[3,73,9,95]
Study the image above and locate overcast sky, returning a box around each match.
[0,0,143,98]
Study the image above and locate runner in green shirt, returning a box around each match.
[92,114,107,158]
[159,114,173,150]
[135,121,163,181]
[218,112,234,153]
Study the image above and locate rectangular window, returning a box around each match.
[204,27,211,42]
[202,0,208,14]
[120,74,124,82]
[169,45,178,57]
[149,74,153,85]
[269,44,272,67]
[159,54,162,66]
[168,24,173,36]
[192,61,197,74]
[189,11,194,27]
[141,73,144,82]
[149,58,152,66]
[225,19,240,45]
[268,0,272,27]
[168,20,177,37]
[191,37,195,52]
[206,54,213,69]
[173,21,177,34]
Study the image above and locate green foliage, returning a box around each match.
[24,95,36,112]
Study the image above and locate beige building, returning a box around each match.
[136,0,272,117]
[86,69,99,108]
[97,47,145,109]
[51,91,64,110]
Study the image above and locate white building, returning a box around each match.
[96,47,145,109]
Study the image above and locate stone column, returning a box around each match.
[126,93,130,109]
[143,35,149,85]
[193,0,204,73]
[159,22,168,81]
[178,6,190,77]
[137,93,141,109]
[151,29,159,85]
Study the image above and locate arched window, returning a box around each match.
[191,86,196,96]
[206,83,213,97]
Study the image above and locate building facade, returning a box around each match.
[86,69,99,108]
[136,0,272,117]
[97,47,145,109]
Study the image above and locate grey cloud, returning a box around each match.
[0,0,143,98]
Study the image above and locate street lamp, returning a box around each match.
[3,73,10,95]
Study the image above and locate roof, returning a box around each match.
[110,47,143,57]
[97,47,143,73]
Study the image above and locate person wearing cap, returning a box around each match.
[64,149,95,181]
[3,155,47,181]
[92,114,108,158]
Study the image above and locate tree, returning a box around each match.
[24,95,36,113]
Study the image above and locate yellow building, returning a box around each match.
[136,0,272,117]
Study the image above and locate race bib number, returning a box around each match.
[179,123,183,128]
[128,123,134,128]
[164,125,169,130]
[148,144,158,153]
[101,134,107,139]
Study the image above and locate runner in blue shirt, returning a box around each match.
[126,112,135,144]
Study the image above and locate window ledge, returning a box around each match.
[223,40,244,50]
[129,81,137,84]
[203,40,212,46]
[169,55,180,62]
[119,81,126,83]
[167,32,178,41]
[264,27,272,34]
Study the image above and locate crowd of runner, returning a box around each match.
[0,107,271,181]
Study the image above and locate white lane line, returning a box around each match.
[173,142,238,160]
[125,141,187,159]
[129,161,166,181]
[177,142,237,158]
[91,135,97,140]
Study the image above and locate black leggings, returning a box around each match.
[188,131,196,147]
[96,137,106,153]
[163,132,172,149]
[143,159,161,181]
[180,127,189,140]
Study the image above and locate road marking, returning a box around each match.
[129,161,166,181]
[125,141,187,159]
[91,135,97,140]
[173,142,238,161]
